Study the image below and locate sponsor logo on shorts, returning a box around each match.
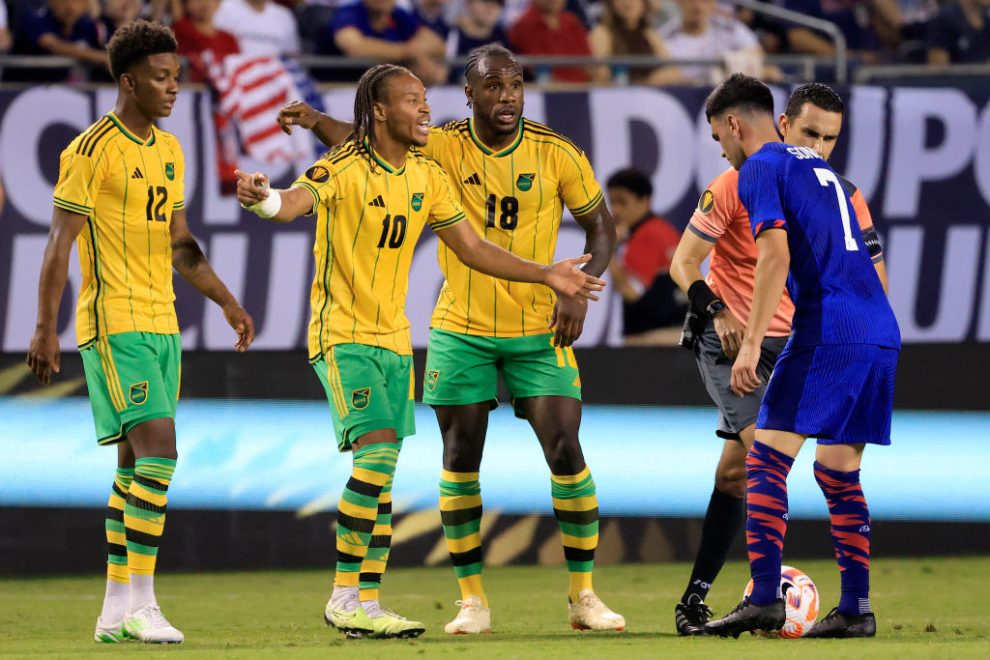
[427,370,440,391]
[516,173,535,192]
[306,165,330,183]
[411,192,424,211]
[698,189,715,214]
[351,387,371,410]
[129,381,149,405]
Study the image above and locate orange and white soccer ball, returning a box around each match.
[743,565,820,638]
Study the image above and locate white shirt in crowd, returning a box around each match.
[214,0,301,57]
[659,14,760,84]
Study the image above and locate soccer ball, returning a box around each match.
[742,565,819,638]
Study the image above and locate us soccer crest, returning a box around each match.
[129,381,149,405]
[165,162,175,180]
[426,370,440,391]
[352,387,371,410]
[411,192,424,211]
[516,173,535,192]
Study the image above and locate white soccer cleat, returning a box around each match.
[94,616,127,643]
[444,596,492,634]
[122,604,184,643]
[568,590,626,631]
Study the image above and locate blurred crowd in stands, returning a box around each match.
[0,0,987,83]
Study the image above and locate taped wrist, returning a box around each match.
[243,189,282,219]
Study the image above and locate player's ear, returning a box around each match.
[464,84,473,108]
[373,100,387,123]
[119,72,136,95]
[777,113,789,138]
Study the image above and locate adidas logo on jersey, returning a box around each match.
[131,167,144,179]
[463,173,481,185]
[368,195,386,207]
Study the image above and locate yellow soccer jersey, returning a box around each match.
[420,118,603,337]
[293,141,465,359]
[53,113,185,348]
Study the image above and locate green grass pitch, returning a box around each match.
[2,558,989,658]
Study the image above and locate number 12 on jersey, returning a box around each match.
[814,168,858,252]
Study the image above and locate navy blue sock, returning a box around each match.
[745,441,794,605]
[815,462,872,616]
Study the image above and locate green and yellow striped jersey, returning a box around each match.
[292,141,465,358]
[420,118,603,337]
[53,113,185,348]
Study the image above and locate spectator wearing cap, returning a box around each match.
[509,0,596,83]
[322,0,448,84]
[606,168,687,344]
[590,0,685,84]
[927,0,990,64]
[11,0,107,81]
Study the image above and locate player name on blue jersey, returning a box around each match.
[738,143,900,349]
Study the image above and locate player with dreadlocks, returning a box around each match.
[277,43,623,635]
[237,63,606,639]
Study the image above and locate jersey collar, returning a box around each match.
[107,113,156,147]
[468,118,522,158]
[364,139,406,175]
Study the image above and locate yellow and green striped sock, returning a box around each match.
[439,470,487,607]
[124,458,175,578]
[106,467,134,584]
[359,474,393,603]
[551,467,599,603]
[335,442,400,589]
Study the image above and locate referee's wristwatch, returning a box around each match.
[706,299,728,318]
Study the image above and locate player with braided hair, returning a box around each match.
[237,63,606,639]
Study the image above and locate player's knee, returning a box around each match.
[442,437,482,473]
[543,434,584,475]
[715,464,746,499]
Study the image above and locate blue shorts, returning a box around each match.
[757,343,898,445]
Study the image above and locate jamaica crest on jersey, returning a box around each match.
[516,173,535,192]
[411,192,424,212]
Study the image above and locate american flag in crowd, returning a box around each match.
[208,54,326,170]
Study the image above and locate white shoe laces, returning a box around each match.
[455,598,484,613]
[142,605,171,629]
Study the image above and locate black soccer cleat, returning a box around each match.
[703,597,785,638]
[675,594,713,636]
[805,607,877,638]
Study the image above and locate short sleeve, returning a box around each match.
[171,140,186,211]
[849,189,873,231]
[53,149,105,216]
[291,159,337,213]
[925,12,954,53]
[738,157,786,237]
[427,165,466,231]
[557,144,603,217]
[331,6,363,34]
[730,20,759,50]
[688,171,740,242]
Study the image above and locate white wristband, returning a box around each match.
[243,189,282,219]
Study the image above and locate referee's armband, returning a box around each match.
[862,226,884,263]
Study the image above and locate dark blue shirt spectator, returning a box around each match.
[14,5,99,56]
[783,0,879,53]
[11,0,105,82]
[415,0,451,40]
[319,0,422,54]
[926,1,990,64]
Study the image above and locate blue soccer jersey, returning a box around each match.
[738,143,900,349]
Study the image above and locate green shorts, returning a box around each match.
[80,332,181,445]
[311,344,416,452]
[423,328,581,416]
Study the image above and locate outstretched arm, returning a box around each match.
[730,229,790,395]
[278,101,352,148]
[26,208,86,384]
[436,220,605,301]
[170,209,255,352]
[551,200,616,347]
[235,170,319,223]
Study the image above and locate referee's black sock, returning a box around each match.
[681,486,745,604]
